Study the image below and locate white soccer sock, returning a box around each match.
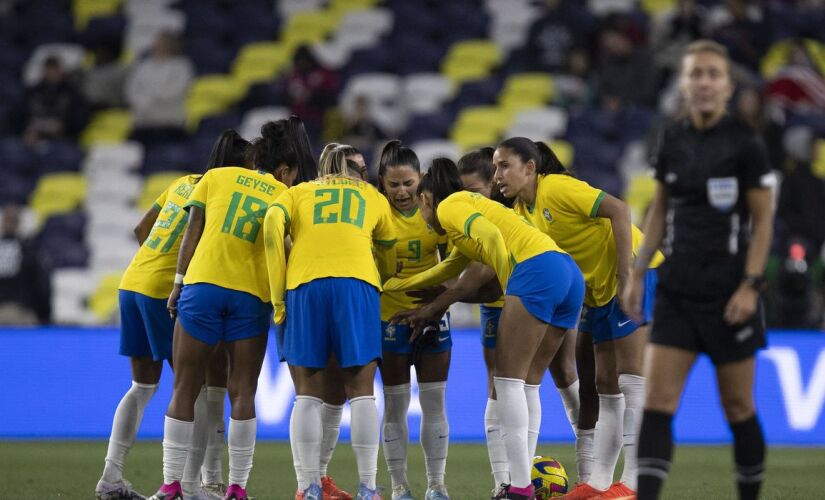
[419,382,449,487]
[162,416,194,484]
[292,396,323,490]
[494,377,531,489]
[289,400,303,487]
[575,427,595,484]
[524,384,541,460]
[228,418,256,489]
[101,381,157,483]
[557,379,580,433]
[618,374,645,490]
[182,387,208,494]
[485,398,510,486]
[319,403,344,477]
[351,395,380,490]
[201,386,226,485]
[382,383,411,488]
[588,393,625,490]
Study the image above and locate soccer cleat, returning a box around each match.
[424,484,450,499]
[357,483,383,500]
[591,482,636,500]
[201,483,227,499]
[224,483,252,500]
[556,483,605,500]
[490,484,508,499]
[147,482,183,500]
[95,479,146,500]
[299,483,323,500]
[185,488,222,500]
[322,475,353,500]
[390,484,413,500]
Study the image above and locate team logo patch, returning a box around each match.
[484,319,496,338]
[543,208,553,222]
[384,324,396,340]
[707,177,738,212]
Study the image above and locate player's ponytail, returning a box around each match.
[318,144,361,178]
[253,119,298,176]
[533,141,569,175]
[379,140,420,180]
[418,157,462,205]
[204,129,250,170]
[283,115,317,183]
[498,137,572,177]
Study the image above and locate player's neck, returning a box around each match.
[689,108,726,130]
[521,182,538,208]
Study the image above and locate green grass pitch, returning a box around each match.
[1,441,823,499]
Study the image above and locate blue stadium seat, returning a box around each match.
[238,81,286,113]
[184,37,236,75]
[142,143,194,174]
[40,211,87,243]
[35,140,84,175]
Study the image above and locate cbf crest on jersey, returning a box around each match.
[384,323,396,341]
[706,177,738,212]
[542,207,553,223]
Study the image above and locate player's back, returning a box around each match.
[184,166,288,301]
[274,175,395,291]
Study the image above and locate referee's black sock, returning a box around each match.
[637,410,673,500]
[730,414,765,500]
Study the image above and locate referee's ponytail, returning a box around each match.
[418,157,462,205]
[498,137,572,176]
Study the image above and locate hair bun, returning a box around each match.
[261,120,288,140]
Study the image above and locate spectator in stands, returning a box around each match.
[651,0,707,78]
[21,56,89,147]
[0,204,50,325]
[82,44,127,109]
[735,86,786,170]
[766,39,825,115]
[553,47,594,107]
[342,95,384,161]
[710,0,769,73]
[594,23,658,108]
[524,0,593,73]
[285,45,338,145]
[126,32,193,144]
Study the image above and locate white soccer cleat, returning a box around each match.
[95,479,146,500]
[424,484,450,500]
[391,484,414,500]
[200,482,226,499]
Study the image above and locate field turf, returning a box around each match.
[2,441,822,499]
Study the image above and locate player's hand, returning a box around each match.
[621,273,645,324]
[167,284,182,320]
[406,285,447,304]
[724,284,758,325]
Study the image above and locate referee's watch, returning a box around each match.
[742,274,765,291]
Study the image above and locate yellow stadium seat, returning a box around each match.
[761,38,825,79]
[233,42,290,86]
[186,75,247,130]
[73,0,121,30]
[543,140,574,170]
[813,139,825,179]
[452,106,513,134]
[450,127,501,152]
[138,172,190,210]
[499,93,548,115]
[640,0,676,16]
[89,272,122,321]
[80,109,132,149]
[502,73,555,103]
[29,173,88,221]
[282,10,343,49]
[329,0,378,13]
[624,173,657,224]
[442,40,502,85]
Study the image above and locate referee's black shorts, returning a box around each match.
[650,286,766,365]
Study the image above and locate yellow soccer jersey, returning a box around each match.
[183,167,287,302]
[514,174,662,307]
[264,176,397,324]
[380,206,448,321]
[120,174,198,298]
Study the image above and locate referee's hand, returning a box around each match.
[724,284,758,325]
[167,284,182,320]
[621,273,645,324]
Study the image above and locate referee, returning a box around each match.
[623,40,775,500]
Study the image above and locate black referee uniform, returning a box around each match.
[649,114,774,364]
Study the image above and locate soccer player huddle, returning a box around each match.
[96,40,773,500]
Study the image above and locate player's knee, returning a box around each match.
[644,389,680,414]
[721,395,754,423]
[595,372,619,394]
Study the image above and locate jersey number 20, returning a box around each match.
[313,188,366,228]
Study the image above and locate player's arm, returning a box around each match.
[372,194,399,283]
[167,205,205,318]
[134,205,160,245]
[461,213,512,292]
[384,247,470,291]
[263,203,290,324]
[374,240,398,283]
[595,193,633,296]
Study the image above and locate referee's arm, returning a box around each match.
[623,180,667,322]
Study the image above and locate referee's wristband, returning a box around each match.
[174,273,185,285]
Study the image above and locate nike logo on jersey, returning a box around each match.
[618,319,633,328]
[438,336,449,342]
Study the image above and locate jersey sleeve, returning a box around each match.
[263,197,290,324]
[185,172,209,210]
[550,176,605,219]
[372,194,398,248]
[739,134,776,191]
[383,247,470,291]
[464,213,513,292]
[152,186,169,211]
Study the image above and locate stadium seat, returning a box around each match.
[89,234,138,272]
[29,173,88,222]
[624,172,657,225]
[232,42,290,87]
[330,0,379,13]
[23,43,86,86]
[340,72,405,134]
[278,0,325,19]
[451,106,513,137]
[587,0,636,16]
[410,140,462,170]
[501,73,555,104]
[760,38,825,79]
[35,140,84,175]
[813,139,825,179]
[450,127,501,152]
[138,171,189,210]
[543,139,574,169]
[281,10,342,50]
[87,171,142,204]
[640,0,677,17]
[83,142,144,174]
[507,107,568,141]
[186,75,248,130]
[52,269,97,324]
[487,1,538,51]
[89,272,123,321]
[441,40,502,85]
[80,109,133,149]
[403,73,454,115]
[338,8,393,38]
[72,0,122,30]
[86,204,142,242]
[239,106,291,141]
[124,6,186,57]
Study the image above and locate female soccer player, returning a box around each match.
[95,130,248,500]
[493,138,660,500]
[264,148,397,500]
[385,159,584,500]
[374,141,451,500]
[149,120,304,500]
[624,40,774,500]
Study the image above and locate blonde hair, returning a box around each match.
[318,142,360,178]
[682,39,732,76]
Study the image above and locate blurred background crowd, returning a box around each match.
[0,0,823,329]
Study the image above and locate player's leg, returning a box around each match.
[343,361,382,499]
[574,330,597,485]
[290,366,327,496]
[201,345,229,494]
[613,324,649,493]
[716,357,764,500]
[546,329,579,434]
[379,346,413,498]
[481,307,510,492]
[415,343,451,499]
[319,355,351,500]
[524,329,563,460]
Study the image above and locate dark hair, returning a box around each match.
[497,137,571,176]
[379,140,420,179]
[205,129,250,170]
[418,157,463,205]
[283,116,317,183]
[337,145,362,158]
[457,147,512,207]
[252,120,299,175]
